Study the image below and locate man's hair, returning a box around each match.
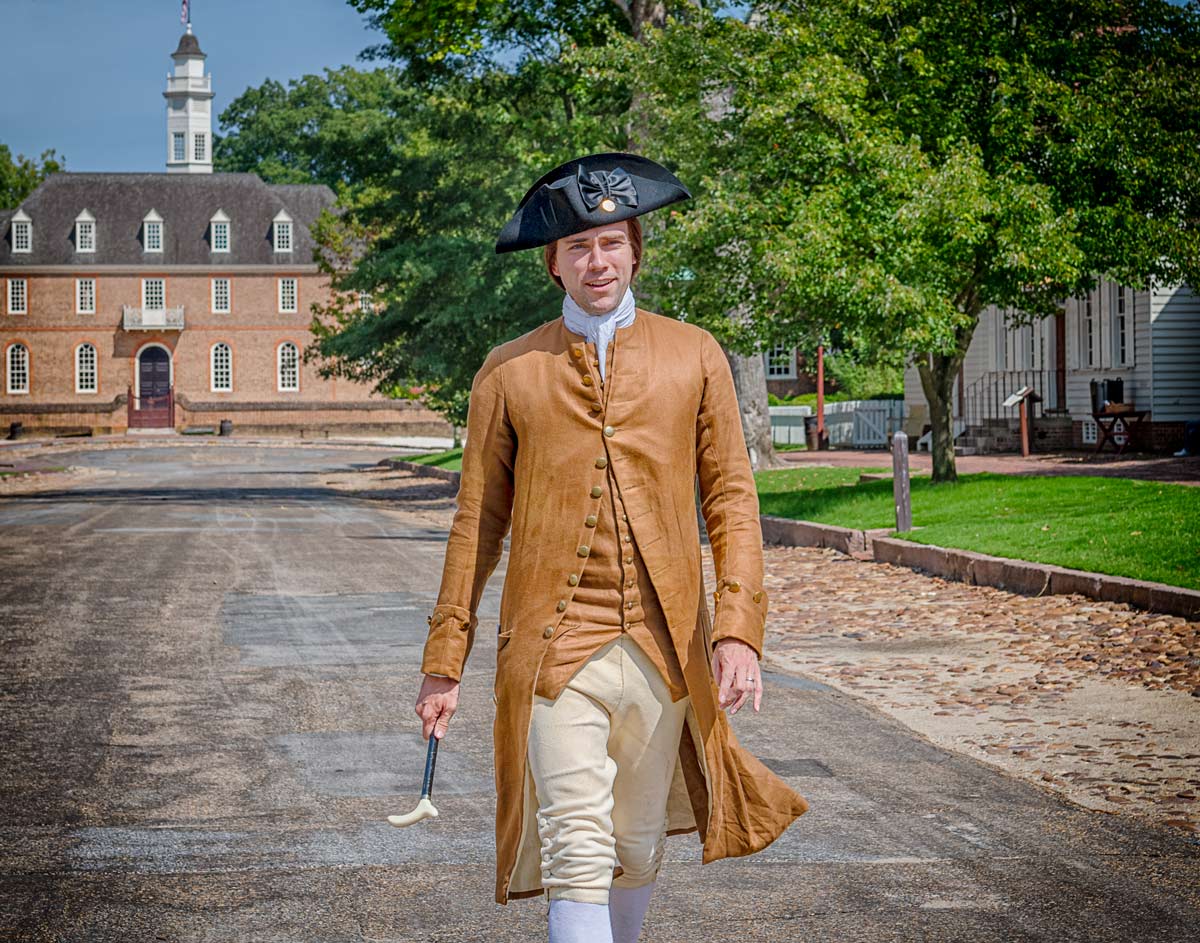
[543,216,643,290]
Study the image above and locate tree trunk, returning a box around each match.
[916,351,965,484]
[725,347,784,470]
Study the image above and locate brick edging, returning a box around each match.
[379,458,462,484]
[761,515,1200,620]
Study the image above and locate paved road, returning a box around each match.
[1,445,1197,942]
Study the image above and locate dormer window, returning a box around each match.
[143,210,163,254]
[75,210,96,253]
[12,210,31,254]
[273,210,293,253]
[211,210,230,253]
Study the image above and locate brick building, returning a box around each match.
[0,27,446,438]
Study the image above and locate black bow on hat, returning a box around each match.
[577,166,639,212]
[495,152,690,254]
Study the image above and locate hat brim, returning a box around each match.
[495,152,690,254]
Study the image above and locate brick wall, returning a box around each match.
[0,270,418,433]
[1070,419,1186,453]
[1032,416,1074,450]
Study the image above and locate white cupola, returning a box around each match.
[164,24,214,174]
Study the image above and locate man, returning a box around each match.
[415,153,808,942]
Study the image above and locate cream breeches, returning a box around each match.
[527,634,690,906]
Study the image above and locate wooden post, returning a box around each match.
[1019,398,1031,457]
[816,344,826,449]
[892,431,912,533]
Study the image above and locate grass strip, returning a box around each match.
[755,468,1200,590]
[396,448,463,471]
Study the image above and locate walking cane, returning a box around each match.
[387,734,440,827]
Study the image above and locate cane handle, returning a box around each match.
[385,734,442,828]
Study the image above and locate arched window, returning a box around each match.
[210,342,232,392]
[76,343,97,393]
[278,341,299,392]
[6,343,29,394]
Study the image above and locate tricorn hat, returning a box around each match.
[495,152,690,254]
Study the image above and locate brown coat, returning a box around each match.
[420,308,809,904]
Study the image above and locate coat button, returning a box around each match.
[585,514,598,527]
[556,600,567,611]
[543,626,553,639]
[582,375,594,386]
[594,457,608,468]
[727,580,742,592]
[603,425,615,437]
[577,545,591,557]
[753,591,763,603]
[568,573,579,586]
[572,348,583,359]
[590,485,603,498]
[624,554,633,564]
[590,401,602,412]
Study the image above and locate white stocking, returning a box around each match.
[548,899,614,943]
[609,882,655,943]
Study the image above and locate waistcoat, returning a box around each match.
[535,326,687,702]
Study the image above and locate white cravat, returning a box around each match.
[561,287,637,383]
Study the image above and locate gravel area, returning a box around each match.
[758,544,1200,837]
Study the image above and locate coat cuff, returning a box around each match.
[419,603,477,682]
[710,575,768,659]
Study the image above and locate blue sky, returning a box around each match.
[2,0,378,172]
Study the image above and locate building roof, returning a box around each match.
[0,172,337,267]
[173,31,205,58]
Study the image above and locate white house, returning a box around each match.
[902,276,1200,453]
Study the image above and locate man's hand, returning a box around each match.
[415,674,460,740]
[711,638,762,715]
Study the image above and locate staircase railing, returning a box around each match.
[961,369,1061,430]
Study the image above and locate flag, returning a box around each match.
[181,0,189,25]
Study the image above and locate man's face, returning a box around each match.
[549,221,636,315]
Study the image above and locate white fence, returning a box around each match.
[769,400,906,449]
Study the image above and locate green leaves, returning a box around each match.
[1,144,64,207]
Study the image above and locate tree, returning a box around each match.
[325,1,791,464]
[601,1,1200,480]
[1,145,65,208]
[213,66,407,196]
[306,68,623,425]
[217,64,618,425]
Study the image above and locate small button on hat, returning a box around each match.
[495,152,691,254]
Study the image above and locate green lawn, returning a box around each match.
[392,452,1199,588]
[756,468,1200,590]
[397,449,463,471]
